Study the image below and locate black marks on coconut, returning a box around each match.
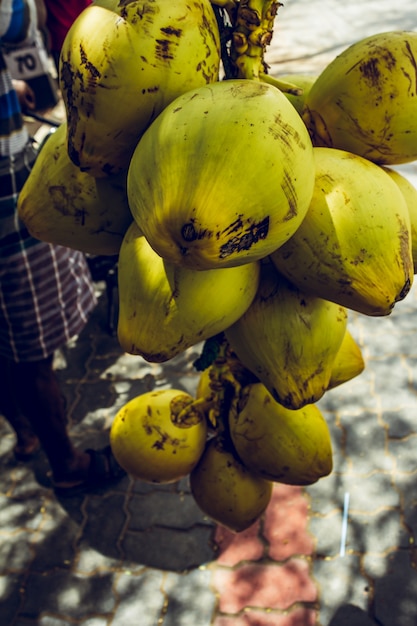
[60,60,75,105]
[181,220,213,243]
[281,170,298,220]
[161,26,182,38]
[358,57,382,87]
[270,113,307,152]
[79,44,101,81]
[219,216,270,258]
[349,46,396,88]
[155,26,183,62]
[141,85,159,94]
[119,0,155,24]
[403,40,417,95]
[155,38,176,61]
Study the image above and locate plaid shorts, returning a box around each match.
[0,141,97,362]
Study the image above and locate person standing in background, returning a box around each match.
[0,0,125,496]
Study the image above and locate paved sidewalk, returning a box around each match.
[4,259,417,626]
[0,287,319,626]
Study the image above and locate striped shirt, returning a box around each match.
[0,0,97,362]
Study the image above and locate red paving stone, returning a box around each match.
[214,520,265,566]
[212,560,318,613]
[263,485,315,561]
[212,484,318,620]
[213,608,318,626]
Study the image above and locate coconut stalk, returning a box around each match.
[211,0,301,93]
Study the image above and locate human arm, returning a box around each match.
[12,78,35,110]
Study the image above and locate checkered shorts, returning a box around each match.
[0,141,97,362]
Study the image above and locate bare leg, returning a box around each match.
[0,356,39,457]
[4,355,90,483]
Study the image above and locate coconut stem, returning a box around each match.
[211,0,301,94]
[229,0,279,78]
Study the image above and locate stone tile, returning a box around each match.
[162,568,216,626]
[74,542,122,574]
[312,555,369,626]
[0,573,26,625]
[175,475,193,494]
[263,485,314,561]
[212,559,317,613]
[362,551,395,580]
[81,493,127,561]
[101,353,157,382]
[111,569,166,626]
[53,493,86,527]
[346,472,399,512]
[328,603,378,626]
[0,494,45,532]
[20,570,116,620]
[373,550,417,626]
[0,461,16,496]
[13,615,109,626]
[346,508,404,554]
[121,525,216,571]
[318,376,376,417]
[0,530,33,573]
[340,412,394,475]
[213,608,317,626]
[29,514,79,572]
[326,423,348,476]
[214,521,264,566]
[306,471,346,516]
[40,618,107,626]
[389,434,417,473]
[131,479,179,495]
[370,358,414,411]
[68,380,119,428]
[392,469,417,510]
[382,407,417,438]
[309,511,343,557]
[402,501,417,547]
[127,491,209,530]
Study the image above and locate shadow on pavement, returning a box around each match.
[0,285,217,579]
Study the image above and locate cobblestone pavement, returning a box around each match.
[3,273,417,626]
[2,2,417,625]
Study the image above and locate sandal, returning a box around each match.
[53,445,126,497]
[14,439,41,462]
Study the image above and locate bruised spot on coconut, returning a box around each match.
[218,216,270,259]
